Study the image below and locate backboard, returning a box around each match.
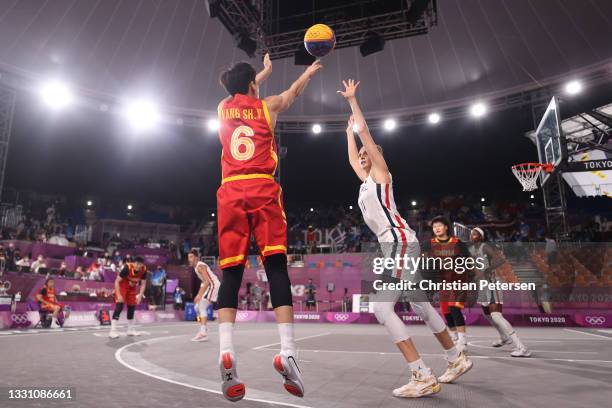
[534,97,564,185]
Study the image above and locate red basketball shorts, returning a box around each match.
[217,177,287,269]
[116,281,139,306]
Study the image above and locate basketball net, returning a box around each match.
[511,163,551,191]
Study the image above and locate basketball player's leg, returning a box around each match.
[192,297,210,342]
[216,182,250,401]
[372,286,440,398]
[109,284,128,338]
[488,303,531,357]
[250,182,304,398]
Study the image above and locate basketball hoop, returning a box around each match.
[511,163,553,191]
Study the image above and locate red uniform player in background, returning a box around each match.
[215,53,322,402]
[109,256,147,339]
[422,216,471,353]
[36,278,69,328]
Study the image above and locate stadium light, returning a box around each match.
[565,80,582,95]
[383,118,396,131]
[211,212,216,217]
[411,200,417,207]
[481,197,486,202]
[207,118,220,131]
[123,98,160,131]
[349,205,353,210]
[312,124,322,134]
[530,194,535,199]
[310,207,314,212]
[470,102,487,118]
[40,80,74,110]
[127,204,133,211]
[428,112,441,124]
[86,200,93,207]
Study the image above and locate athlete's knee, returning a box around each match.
[373,301,394,325]
[411,302,446,333]
[444,312,456,328]
[199,299,210,316]
[481,305,491,315]
[217,265,244,309]
[264,254,292,308]
[449,306,465,327]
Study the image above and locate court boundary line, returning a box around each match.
[252,332,332,350]
[255,347,612,364]
[115,335,314,408]
[564,328,612,340]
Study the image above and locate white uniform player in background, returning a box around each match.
[339,79,472,399]
[188,249,220,342]
[469,228,530,357]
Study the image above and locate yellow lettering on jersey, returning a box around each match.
[243,109,254,120]
[256,108,262,119]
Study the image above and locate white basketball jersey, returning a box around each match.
[194,261,221,298]
[357,173,417,243]
[469,243,490,270]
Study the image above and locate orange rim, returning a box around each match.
[511,162,553,173]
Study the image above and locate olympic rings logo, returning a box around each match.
[236,312,250,320]
[10,313,30,327]
[333,313,349,321]
[585,316,606,325]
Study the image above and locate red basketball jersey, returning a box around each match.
[218,94,278,183]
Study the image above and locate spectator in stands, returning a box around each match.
[305,278,317,311]
[88,263,102,281]
[57,261,68,277]
[30,255,47,274]
[5,243,15,271]
[149,265,167,307]
[15,254,29,273]
[73,266,85,280]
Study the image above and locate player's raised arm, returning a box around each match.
[264,60,322,123]
[255,53,272,85]
[338,79,390,182]
[346,115,367,181]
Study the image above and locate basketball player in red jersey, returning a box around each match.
[215,54,322,402]
[109,256,147,339]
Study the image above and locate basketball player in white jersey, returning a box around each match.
[339,79,472,398]
[470,228,531,357]
[188,249,221,342]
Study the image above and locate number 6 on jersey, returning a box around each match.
[230,125,255,161]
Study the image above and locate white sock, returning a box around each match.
[110,319,118,330]
[510,332,524,349]
[457,332,466,345]
[445,345,460,362]
[491,312,515,342]
[199,324,207,334]
[219,322,235,359]
[408,359,430,377]
[485,313,507,340]
[449,330,458,342]
[127,320,135,330]
[278,323,296,357]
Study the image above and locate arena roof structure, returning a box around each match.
[0,0,611,127]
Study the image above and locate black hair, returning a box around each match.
[188,249,199,257]
[134,256,145,263]
[220,62,256,96]
[431,216,451,230]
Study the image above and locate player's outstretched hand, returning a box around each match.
[305,60,323,78]
[337,79,360,99]
[347,115,355,133]
[263,53,272,71]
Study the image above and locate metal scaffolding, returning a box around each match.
[0,85,16,203]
